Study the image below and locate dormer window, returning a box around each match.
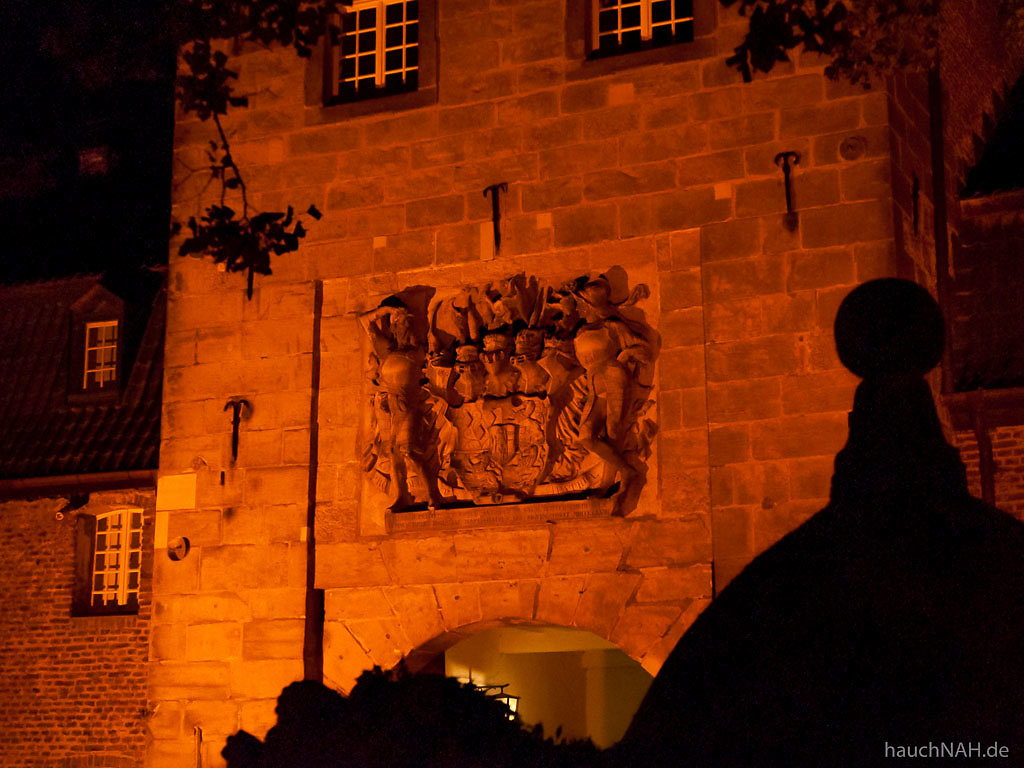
[68,283,127,399]
[84,320,119,390]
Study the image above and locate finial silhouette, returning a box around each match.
[833,278,944,378]
[831,279,968,502]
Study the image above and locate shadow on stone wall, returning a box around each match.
[225,279,1024,768]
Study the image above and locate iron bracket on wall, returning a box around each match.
[224,398,251,464]
[774,150,801,230]
[483,182,509,254]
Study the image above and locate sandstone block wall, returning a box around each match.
[0,491,154,768]
[885,72,937,291]
[152,311,311,768]
[159,1,907,764]
[153,269,314,767]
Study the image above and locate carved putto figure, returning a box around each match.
[359,301,446,512]
[359,270,660,516]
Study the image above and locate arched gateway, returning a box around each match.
[410,622,654,748]
[319,559,711,694]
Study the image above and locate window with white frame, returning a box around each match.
[83,320,118,390]
[593,0,694,56]
[337,0,419,101]
[90,509,143,610]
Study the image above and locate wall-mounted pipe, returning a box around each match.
[304,279,325,682]
[0,470,157,501]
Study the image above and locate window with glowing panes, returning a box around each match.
[90,509,143,611]
[593,0,694,56]
[83,320,118,390]
[337,0,419,101]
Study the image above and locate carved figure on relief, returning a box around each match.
[359,270,660,516]
[359,300,448,512]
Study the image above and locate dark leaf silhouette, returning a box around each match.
[721,0,940,86]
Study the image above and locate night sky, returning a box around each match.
[0,0,176,282]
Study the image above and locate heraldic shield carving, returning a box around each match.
[358,270,660,517]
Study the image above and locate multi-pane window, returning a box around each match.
[90,509,143,610]
[83,320,118,390]
[593,0,694,56]
[338,0,419,101]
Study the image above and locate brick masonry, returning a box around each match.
[954,427,1024,521]
[155,1,977,765]
[0,491,154,768]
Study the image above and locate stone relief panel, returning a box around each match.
[358,270,660,517]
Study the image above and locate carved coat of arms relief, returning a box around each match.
[358,270,660,517]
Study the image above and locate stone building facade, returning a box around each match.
[152,1,1024,766]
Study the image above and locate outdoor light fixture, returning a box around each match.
[476,683,520,720]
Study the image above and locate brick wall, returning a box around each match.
[158,1,905,764]
[0,490,154,768]
[953,427,1024,521]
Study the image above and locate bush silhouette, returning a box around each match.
[223,666,602,768]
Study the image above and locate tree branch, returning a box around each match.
[212,112,250,218]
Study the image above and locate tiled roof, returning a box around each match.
[962,71,1024,198]
[0,270,164,480]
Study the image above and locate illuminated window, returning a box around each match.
[83,320,118,390]
[593,0,694,56]
[337,0,419,101]
[89,509,143,611]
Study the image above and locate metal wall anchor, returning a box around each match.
[224,398,251,464]
[483,182,509,255]
[774,151,801,214]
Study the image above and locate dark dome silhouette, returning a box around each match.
[834,278,945,378]
[618,279,1024,768]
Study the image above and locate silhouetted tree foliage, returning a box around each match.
[720,0,1024,86]
[223,667,603,768]
[171,1,335,294]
